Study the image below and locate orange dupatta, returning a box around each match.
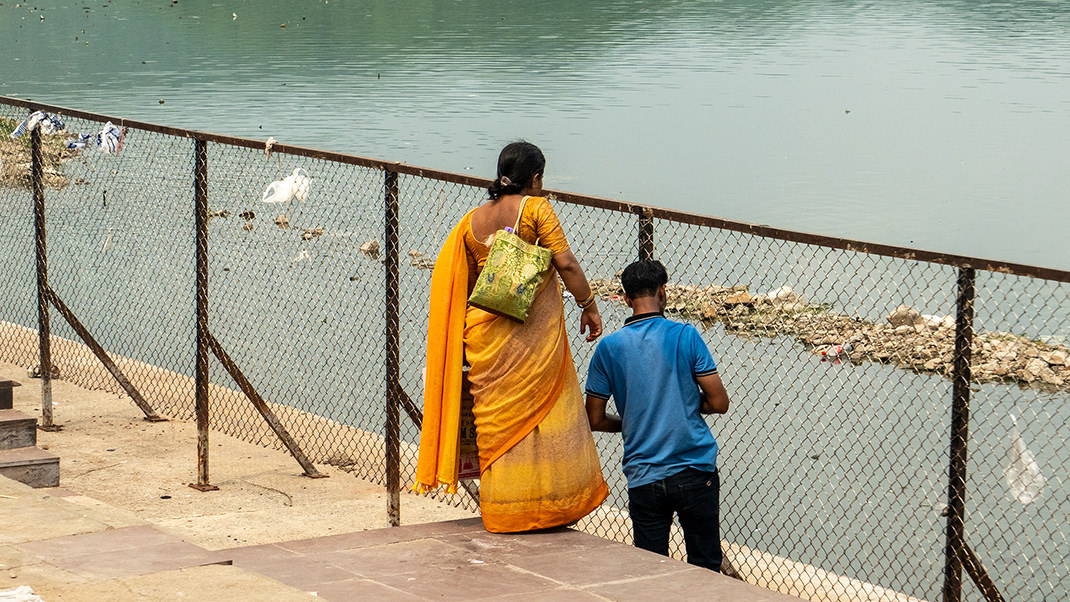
[412,212,472,494]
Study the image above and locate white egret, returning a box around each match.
[261,167,311,221]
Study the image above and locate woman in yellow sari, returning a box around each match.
[415,141,609,532]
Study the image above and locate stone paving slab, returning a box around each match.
[33,564,319,602]
[0,477,135,545]
[17,525,219,581]
[1,471,806,601]
[211,518,808,602]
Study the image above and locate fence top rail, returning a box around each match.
[5,95,1068,284]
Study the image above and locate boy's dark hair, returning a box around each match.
[620,260,668,300]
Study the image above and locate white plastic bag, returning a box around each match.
[0,585,45,602]
[1003,414,1046,505]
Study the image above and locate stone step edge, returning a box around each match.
[0,409,40,450]
[0,409,38,425]
[0,446,60,468]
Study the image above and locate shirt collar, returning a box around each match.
[624,311,665,326]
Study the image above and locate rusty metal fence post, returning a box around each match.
[943,267,975,602]
[191,138,216,492]
[384,167,402,526]
[30,128,55,429]
[638,208,654,261]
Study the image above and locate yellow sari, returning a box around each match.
[414,197,608,533]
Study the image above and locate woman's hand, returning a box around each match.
[552,250,602,341]
[580,304,602,342]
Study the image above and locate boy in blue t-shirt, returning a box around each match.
[585,259,730,572]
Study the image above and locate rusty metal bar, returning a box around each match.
[398,387,423,427]
[397,386,480,505]
[30,128,55,429]
[4,96,1068,284]
[44,286,163,421]
[191,138,216,492]
[960,540,1006,602]
[638,208,654,261]
[384,167,402,526]
[206,332,324,478]
[943,267,975,602]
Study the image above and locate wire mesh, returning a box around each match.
[203,141,391,480]
[966,272,1070,601]
[1,108,195,417]
[2,98,1067,602]
[0,104,41,368]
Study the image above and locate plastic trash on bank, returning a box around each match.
[9,111,65,138]
[67,121,125,156]
[0,585,45,602]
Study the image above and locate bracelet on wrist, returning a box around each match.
[577,292,597,309]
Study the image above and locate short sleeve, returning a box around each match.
[585,344,612,400]
[687,326,718,376]
[521,197,571,256]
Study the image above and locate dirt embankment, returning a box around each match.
[0,115,76,189]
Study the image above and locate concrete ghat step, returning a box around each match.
[0,379,20,410]
[0,409,38,450]
[0,446,60,488]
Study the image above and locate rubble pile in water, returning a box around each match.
[590,279,1070,392]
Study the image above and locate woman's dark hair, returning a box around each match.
[487,141,546,200]
[620,259,668,300]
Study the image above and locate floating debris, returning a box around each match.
[408,250,434,269]
[239,210,255,220]
[360,240,381,260]
[1004,413,1046,505]
[274,215,290,229]
[0,116,74,189]
[208,209,230,219]
[242,223,254,232]
[301,227,323,240]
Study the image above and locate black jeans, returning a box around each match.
[628,467,721,572]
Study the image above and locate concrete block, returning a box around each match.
[0,380,19,410]
[0,410,37,450]
[0,447,59,488]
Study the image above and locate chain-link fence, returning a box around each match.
[1,97,1066,602]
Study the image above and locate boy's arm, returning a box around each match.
[695,373,730,415]
[585,394,622,432]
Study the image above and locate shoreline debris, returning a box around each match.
[1,116,75,189]
[590,278,1070,393]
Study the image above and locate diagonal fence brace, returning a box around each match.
[45,285,165,422]
[206,331,325,478]
[959,541,1006,602]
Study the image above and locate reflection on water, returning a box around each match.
[4,0,1070,268]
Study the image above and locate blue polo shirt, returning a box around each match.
[586,312,719,488]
